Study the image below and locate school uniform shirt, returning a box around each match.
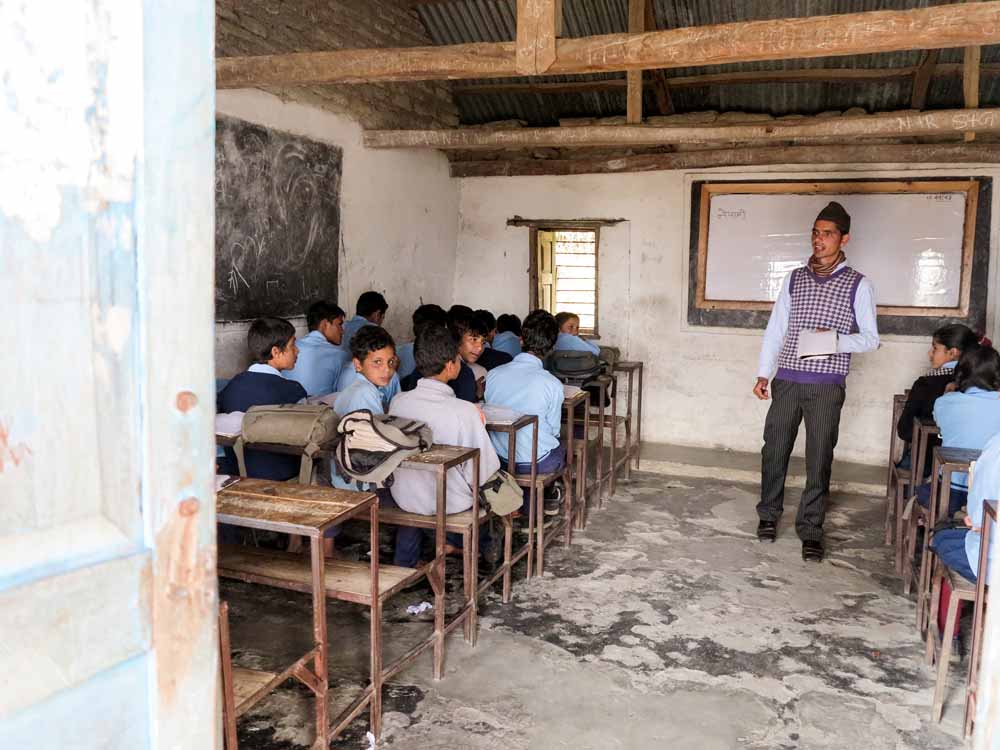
[554,332,600,355]
[396,341,416,378]
[336,367,402,401]
[449,361,479,403]
[932,386,1000,489]
[492,331,522,359]
[217,363,307,481]
[485,353,562,464]
[341,315,374,351]
[283,330,349,396]
[477,346,513,371]
[965,431,1000,583]
[896,360,957,442]
[388,378,501,515]
[757,261,879,381]
[331,374,387,490]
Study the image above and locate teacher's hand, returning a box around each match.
[753,377,770,401]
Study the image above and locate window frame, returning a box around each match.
[528,224,601,338]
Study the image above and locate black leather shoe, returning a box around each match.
[756,520,777,543]
[802,540,824,562]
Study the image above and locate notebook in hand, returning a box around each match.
[796,329,838,360]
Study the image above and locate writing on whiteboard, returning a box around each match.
[926,194,954,202]
[716,207,747,220]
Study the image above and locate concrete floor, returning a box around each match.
[224,471,966,750]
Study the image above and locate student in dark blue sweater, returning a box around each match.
[217,317,307,481]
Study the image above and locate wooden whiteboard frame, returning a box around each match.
[694,179,980,317]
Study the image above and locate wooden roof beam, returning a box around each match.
[216,2,1000,87]
[643,0,673,116]
[451,63,1000,96]
[449,143,1000,178]
[516,0,560,75]
[965,45,983,140]
[365,108,1000,150]
[911,49,942,109]
[626,0,644,123]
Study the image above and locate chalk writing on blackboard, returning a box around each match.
[214,116,342,321]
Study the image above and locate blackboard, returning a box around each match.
[215,116,342,321]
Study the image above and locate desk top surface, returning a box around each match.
[485,414,536,432]
[936,447,982,465]
[217,478,376,536]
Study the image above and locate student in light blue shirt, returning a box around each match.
[554,312,599,354]
[396,303,448,379]
[930,430,1000,584]
[493,314,522,359]
[920,346,1000,515]
[284,301,348,396]
[485,310,565,514]
[341,290,388,351]
[331,326,398,492]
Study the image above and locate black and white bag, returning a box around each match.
[333,410,433,490]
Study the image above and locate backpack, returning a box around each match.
[334,410,433,490]
[545,350,603,386]
[233,403,339,484]
[598,345,621,369]
[478,469,523,517]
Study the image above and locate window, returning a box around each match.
[534,228,599,335]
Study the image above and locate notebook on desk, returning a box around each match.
[215,411,245,438]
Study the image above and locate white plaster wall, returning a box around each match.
[214,89,459,378]
[456,165,1000,466]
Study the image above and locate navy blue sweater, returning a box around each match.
[217,370,307,480]
[478,347,513,371]
[400,362,478,404]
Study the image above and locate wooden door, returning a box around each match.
[537,230,557,312]
[0,1,217,748]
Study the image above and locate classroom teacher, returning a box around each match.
[752,202,880,562]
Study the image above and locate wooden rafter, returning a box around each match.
[216,2,1000,87]
[516,0,560,75]
[643,0,673,116]
[448,143,1000,178]
[965,45,983,140]
[364,108,1000,150]
[451,63,1000,96]
[911,49,941,109]
[626,0,645,123]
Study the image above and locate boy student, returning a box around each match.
[493,314,522,359]
[341,290,389,351]
[333,325,398,420]
[284,301,347,396]
[475,310,514,371]
[387,324,501,567]
[753,201,879,562]
[448,309,490,402]
[485,309,565,516]
[396,303,448,380]
[217,317,307,481]
[554,311,600,355]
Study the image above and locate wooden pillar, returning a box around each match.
[626,0,645,123]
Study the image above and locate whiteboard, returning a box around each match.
[699,183,976,315]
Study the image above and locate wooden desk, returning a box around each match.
[916,447,981,633]
[216,478,377,748]
[485,414,539,582]
[967,499,996,736]
[900,417,941,580]
[614,361,644,475]
[563,390,591,515]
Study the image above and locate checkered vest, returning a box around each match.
[776,266,863,384]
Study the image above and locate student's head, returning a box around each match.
[412,303,448,336]
[350,325,397,388]
[248,317,298,370]
[449,311,489,365]
[521,309,559,358]
[555,311,581,336]
[496,314,522,336]
[306,300,346,345]
[448,304,475,322]
[811,202,851,263]
[955,345,1000,393]
[356,291,389,325]
[415,323,462,381]
[475,309,497,341]
[929,323,979,369]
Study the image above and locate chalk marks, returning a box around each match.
[214,116,341,320]
[0,418,32,474]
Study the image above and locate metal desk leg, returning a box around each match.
[367,503,382,737]
[636,365,643,470]
[310,536,329,749]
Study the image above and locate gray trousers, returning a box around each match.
[756,378,846,542]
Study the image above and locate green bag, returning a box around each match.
[233,403,339,484]
[479,469,523,517]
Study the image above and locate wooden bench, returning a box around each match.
[965,499,996,737]
[884,391,910,546]
[900,417,940,584]
[614,360,644,477]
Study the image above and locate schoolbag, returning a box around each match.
[233,403,339,484]
[334,410,433,490]
[545,350,603,386]
[598,345,621,369]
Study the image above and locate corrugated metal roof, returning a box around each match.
[416,0,1000,125]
